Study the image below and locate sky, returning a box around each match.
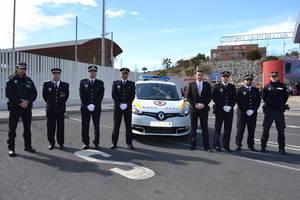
[0,0,299,71]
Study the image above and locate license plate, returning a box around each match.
[150,121,173,127]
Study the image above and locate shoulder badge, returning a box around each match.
[14,80,18,84]
[117,85,121,89]
[85,84,88,88]
[220,88,223,93]
[48,87,52,91]
[268,87,272,91]
[277,87,283,90]
[243,91,246,95]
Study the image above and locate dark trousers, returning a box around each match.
[235,109,257,148]
[112,108,133,145]
[7,107,32,150]
[47,110,65,146]
[81,107,101,145]
[214,110,233,149]
[190,110,209,149]
[261,111,286,149]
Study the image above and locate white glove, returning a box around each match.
[246,109,254,116]
[223,106,232,112]
[120,103,128,110]
[87,104,95,112]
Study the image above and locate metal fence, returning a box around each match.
[0,50,140,110]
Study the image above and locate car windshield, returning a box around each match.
[136,83,182,100]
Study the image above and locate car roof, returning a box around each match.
[136,80,177,86]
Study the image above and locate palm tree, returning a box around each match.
[162,58,172,69]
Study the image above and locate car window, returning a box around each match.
[136,83,182,100]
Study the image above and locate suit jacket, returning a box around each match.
[212,83,236,112]
[187,81,212,112]
[42,80,69,113]
[236,86,261,113]
[112,80,135,110]
[79,79,105,108]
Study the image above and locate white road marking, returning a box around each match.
[69,117,300,172]
[254,139,300,152]
[74,150,155,180]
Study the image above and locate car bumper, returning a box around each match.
[132,114,190,136]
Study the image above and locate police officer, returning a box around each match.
[79,65,105,150]
[261,71,289,155]
[111,68,135,150]
[5,62,37,157]
[235,74,261,151]
[212,71,236,152]
[42,68,69,150]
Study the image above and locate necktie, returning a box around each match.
[55,82,58,88]
[198,83,202,95]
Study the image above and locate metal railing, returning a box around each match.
[0,50,140,110]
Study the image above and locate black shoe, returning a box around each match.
[235,146,242,151]
[82,145,89,150]
[204,147,212,152]
[279,149,287,155]
[48,145,55,150]
[8,150,16,157]
[110,144,117,150]
[93,141,99,149]
[59,145,64,150]
[215,146,222,152]
[261,147,266,152]
[248,147,257,152]
[190,145,196,151]
[127,144,135,150]
[225,148,233,152]
[24,147,36,153]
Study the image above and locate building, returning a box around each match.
[8,38,123,67]
[211,44,266,61]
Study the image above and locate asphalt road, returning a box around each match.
[0,111,299,200]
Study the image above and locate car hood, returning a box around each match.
[132,99,187,113]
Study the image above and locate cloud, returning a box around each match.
[106,9,140,18]
[106,9,127,18]
[0,0,97,48]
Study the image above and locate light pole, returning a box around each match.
[101,0,106,66]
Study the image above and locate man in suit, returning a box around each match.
[235,74,261,151]
[212,71,236,152]
[111,68,135,150]
[42,68,69,150]
[79,65,105,150]
[187,70,212,151]
[261,71,289,155]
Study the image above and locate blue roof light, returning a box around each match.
[139,75,170,80]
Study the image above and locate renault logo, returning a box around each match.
[158,112,165,120]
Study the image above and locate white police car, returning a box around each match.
[132,75,190,136]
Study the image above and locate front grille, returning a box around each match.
[142,112,180,121]
[133,125,190,134]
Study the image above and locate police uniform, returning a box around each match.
[261,72,289,154]
[79,65,105,149]
[235,74,261,151]
[212,71,237,151]
[5,62,37,157]
[42,68,69,150]
[111,68,135,150]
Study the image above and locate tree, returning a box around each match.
[246,50,262,62]
[162,58,172,69]
[142,67,148,73]
[290,51,299,57]
[261,56,279,63]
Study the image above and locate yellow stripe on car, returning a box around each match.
[133,101,143,109]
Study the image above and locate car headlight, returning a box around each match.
[132,105,143,115]
[179,106,189,116]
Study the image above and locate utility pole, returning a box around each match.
[75,16,78,63]
[101,0,106,66]
[12,0,16,52]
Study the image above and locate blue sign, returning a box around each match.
[210,72,221,81]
